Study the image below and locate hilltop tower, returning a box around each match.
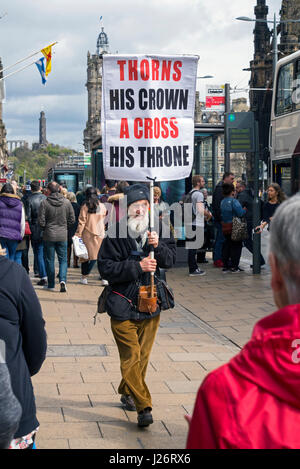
[39,111,47,147]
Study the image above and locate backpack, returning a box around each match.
[180,189,202,220]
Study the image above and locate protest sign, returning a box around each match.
[101,54,199,182]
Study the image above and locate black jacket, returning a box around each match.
[237,188,253,224]
[27,192,46,241]
[0,257,47,438]
[212,181,224,222]
[98,224,176,321]
[38,193,75,242]
[68,202,80,244]
[0,362,22,449]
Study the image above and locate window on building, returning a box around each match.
[275,62,294,116]
[294,60,300,111]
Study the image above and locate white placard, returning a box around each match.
[102,54,199,182]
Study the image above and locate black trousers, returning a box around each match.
[243,224,266,266]
[222,234,242,269]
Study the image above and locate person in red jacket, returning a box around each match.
[186,194,300,449]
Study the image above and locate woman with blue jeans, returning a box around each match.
[0,183,25,261]
[221,183,247,273]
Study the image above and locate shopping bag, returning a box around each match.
[72,236,89,260]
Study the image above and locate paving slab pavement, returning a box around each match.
[31,255,275,449]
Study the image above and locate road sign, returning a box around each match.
[83,152,91,166]
[225,112,255,153]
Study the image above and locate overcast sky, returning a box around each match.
[0,0,282,151]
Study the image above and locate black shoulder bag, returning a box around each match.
[155,269,175,311]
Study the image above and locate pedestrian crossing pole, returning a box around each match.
[147,177,156,297]
[252,120,261,275]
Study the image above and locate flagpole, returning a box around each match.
[0,59,40,81]
[1,42,58,74]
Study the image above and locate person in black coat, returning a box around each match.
[98,184,176,428]
[27,180,47,284]
[66,192,80,268]
[0,251,47,448]
[236,180,265,267]
[0,361,22,449]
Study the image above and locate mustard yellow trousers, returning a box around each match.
[111,315,160,413]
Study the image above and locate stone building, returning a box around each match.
[280,0,300,55]
[248,0,300,179]
[83,27,110,152]
[0,58,9,177]
[249,0,273,173]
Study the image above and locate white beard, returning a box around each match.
[128,212,149,240]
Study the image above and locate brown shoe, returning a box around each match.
[120,394,136,411]
[137,408,153,427]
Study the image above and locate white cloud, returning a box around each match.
[1,0,283,150]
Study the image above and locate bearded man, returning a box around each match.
[98,184,176,427]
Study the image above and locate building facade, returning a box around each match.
[249,0,300,183]
[0,59,9,178]
[280,0,300,55]
[83,27,110,152]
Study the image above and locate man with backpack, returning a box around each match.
[185,175,211,277]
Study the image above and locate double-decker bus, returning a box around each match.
[270,49,300,195]
[47,165,86,193]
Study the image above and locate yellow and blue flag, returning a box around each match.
[41,42,55,76]
[35,57,46,85]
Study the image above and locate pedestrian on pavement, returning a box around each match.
[212,172,235,268]
[98,184,176,428]
[221,183,247,273]
[0,243,47,449]
[0,183,25,261]
[0,360,22,449]
[66,192,80,268]
[107,181,129,223]
[186,175,212,277]
[20,185,32,273]
[256,183,287,233]
[186,194,300,449]
[38,181,75,292]
[236,179,265,268]
[75,187,106,285]
[197,188,213,265]
[99,179,117,204]
[27,181,47,285]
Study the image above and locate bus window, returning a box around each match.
[273,161,292,196]
[275,62,294,116]
[295,60,300,111]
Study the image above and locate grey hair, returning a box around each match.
[270,194,300,303]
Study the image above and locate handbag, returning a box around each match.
[231,217,248,242]
[72,235,89,260]
[155,276,175,311]
[94,286,110,324]
[137,285,158,314]
[25,221,31,236]
[221,222,233,235]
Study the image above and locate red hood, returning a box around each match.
[228,304,300,409]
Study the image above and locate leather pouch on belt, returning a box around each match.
[137,285,158,314]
